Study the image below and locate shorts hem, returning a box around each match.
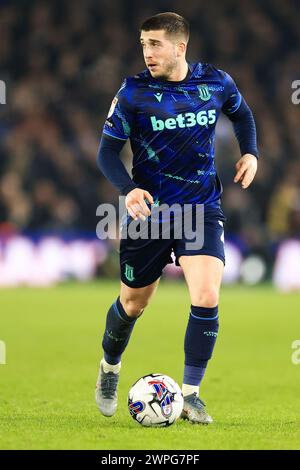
[120,274,162,288]
[175,250,225,266]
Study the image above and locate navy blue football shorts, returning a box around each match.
[119,206,226,288]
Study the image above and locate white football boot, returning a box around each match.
[181,392,213,424]
[95,359,120,417]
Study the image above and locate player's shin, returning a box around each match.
[101,296,137,367]
[96,296,139,416]
[182,305,219,397]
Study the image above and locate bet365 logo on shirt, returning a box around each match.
[150,109,216,131]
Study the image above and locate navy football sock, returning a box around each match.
[102,296,137,365]
[183,305,219,391]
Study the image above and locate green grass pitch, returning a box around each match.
[0,280,299,450]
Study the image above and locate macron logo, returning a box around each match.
[154,92,163,102]
[150,109,216,131]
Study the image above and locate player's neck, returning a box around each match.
[167,60,189,82]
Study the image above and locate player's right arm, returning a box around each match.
[97,80,153,220]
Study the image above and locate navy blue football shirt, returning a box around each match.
[102,62,243,209]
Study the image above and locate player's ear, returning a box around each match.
[176,41,186,57]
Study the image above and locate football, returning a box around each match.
[128,373,184,427]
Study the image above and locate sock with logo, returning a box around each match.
[183,305,219,396]
[102,296,138,365]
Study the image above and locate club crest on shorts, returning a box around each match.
[124,263,135,282]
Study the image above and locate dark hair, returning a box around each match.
[140,12,189,42]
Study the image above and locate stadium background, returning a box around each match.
[1,0,300,452]
[0,0,300,288]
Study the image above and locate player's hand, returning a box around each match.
[234,153,258,189]
[125,188,154,221]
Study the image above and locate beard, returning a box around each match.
[153,57,178,81]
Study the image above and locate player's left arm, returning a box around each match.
[221,72,259,189]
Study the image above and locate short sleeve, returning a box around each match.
[221,72,242,116]
[102,79,134,141]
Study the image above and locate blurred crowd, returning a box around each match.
[0,0,300,255]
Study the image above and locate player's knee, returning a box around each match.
[193,288,219,308]
[121,297,148,318]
